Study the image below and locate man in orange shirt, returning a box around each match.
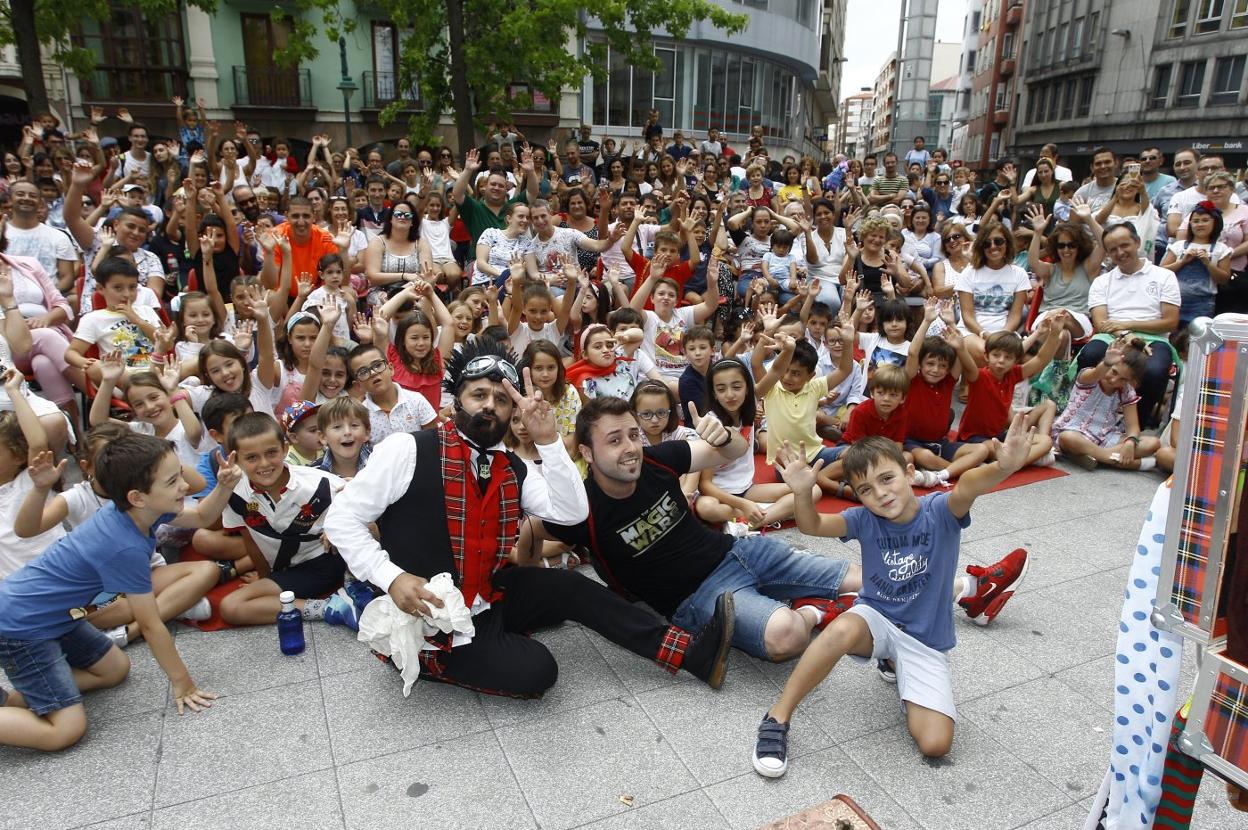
[260,197,354,296]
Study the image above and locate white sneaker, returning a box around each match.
[105,625,130,650]
[176,597,212,622]
[911,469,941,488]
[1033,449,1058,467]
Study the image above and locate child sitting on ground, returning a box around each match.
[903,298,991,486]
[677,324,716,425]
[14,422,218,648]
[811,365,912,498]
[189,394,255,577]
[956,316,1065,467]
[751,325,855,492]
[752,418,1035,777]
[281,400,323,466]
[0,431,241,751]
[66,258,163,385]
[315,395,372,479]
[216,413,363,629]
[347,342,437,442]
[1048,335,1161,471]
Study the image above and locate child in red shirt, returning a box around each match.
[956,317,1064,467]
[813,365,911,499]
[903,298,991,487]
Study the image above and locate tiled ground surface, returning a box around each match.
[3,463,1246,830]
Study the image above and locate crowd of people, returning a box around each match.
[0,106,1245,780]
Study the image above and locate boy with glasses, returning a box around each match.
[347,343,437,442]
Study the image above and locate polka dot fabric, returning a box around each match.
[1092,482,1186,829]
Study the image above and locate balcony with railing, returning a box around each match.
[1006,0,1023,28]
[232,67,313,110]
[361,71,421,111]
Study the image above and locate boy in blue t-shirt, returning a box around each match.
[751,414,1034,777]
[0,432,243,751]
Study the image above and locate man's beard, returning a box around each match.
[454,407,508,448]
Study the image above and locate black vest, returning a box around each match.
[377,429,527,585]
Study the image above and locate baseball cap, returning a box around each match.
[280,400,320,433]
[121,183,146,193]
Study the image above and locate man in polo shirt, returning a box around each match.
[868,153,909,206]
[450,146,539,246]
[260,197,354,296]
[1076,223,1181,428]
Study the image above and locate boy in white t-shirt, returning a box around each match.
[67,258,162,387]
[347,343,437,442]
[630,246,719,382]
[216,412,362,628]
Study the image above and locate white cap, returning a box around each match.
[279,590,295,604]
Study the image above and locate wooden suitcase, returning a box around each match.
[1152,314,1248,644]
[754,794,882,830]
[1179,643,1248,790]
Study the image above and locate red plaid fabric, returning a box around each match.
[1170,344,1238,629]
[439,422,523,606]
[654,625,691,674]
[1204,665,1248,774]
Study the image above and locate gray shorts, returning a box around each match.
[846,603,957,721]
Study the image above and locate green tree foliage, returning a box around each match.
[288,0,748,149]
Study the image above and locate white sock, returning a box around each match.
[1138,457,1156,471]
[797,605,826,626]
[936,469,951,482]
[954,577,976,602]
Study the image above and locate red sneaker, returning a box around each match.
[792,594,857,632]
[959,548,1029,626]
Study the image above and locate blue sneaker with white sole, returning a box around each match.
[323,589,361,630]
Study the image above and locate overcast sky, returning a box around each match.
[840,0,967,99]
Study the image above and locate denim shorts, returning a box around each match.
[774,444,845,482]
[671,534,850,660]
[0,620,115,716]
[903,438,961,462]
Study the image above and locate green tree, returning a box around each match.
[289,0,748,151]
[0,0,217,116]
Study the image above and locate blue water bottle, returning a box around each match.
[277,590,305,655]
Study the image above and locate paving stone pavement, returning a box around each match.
[3,463,1246,830]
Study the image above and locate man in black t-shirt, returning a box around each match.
[542,397,862,663]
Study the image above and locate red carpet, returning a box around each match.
[749,452,1067,518]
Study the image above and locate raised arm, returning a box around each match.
[753,332,795,398]
[906,297,938,378]
[776,441,848,537]
[63,160,99,251]
[450,149,481,208]
[1020,315,1062,379]
[3,368,49,460]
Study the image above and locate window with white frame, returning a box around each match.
[1195,0,1225,33]
[1176,60,1206,106]
[1211,55,1245,103]
[1169,0,1193,37]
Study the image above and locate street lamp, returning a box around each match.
[338,35,358,147]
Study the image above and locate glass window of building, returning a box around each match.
[1233,0,1248,28]
[1195,0,1225,33]
[1176,60,1206,106]
[1150,64,1173,109]
[1077,76,1093,117]
[1169,0,1193,38]
[1211,55,1245,104]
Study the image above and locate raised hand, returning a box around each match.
[687,402,730,448]
[776,440,824,494]
[27,450,67,489]
[504,366,557,445]
[351,312,373,344]
[71,158,96,188]
[464,148,481,173]
[319,301,342,331]
[938,297,958,328]
[90,105,105,125]
[171,95,184,108]
[231,320,255,353]
[295,272,313,298]
[154,323,177,355]
[99,350,126,384]
[116,108,133,124]
[214,450,243,490]
[370,310,388,343]
[923,295,939,322]
[2,367,23,395]
[158,361,181,392]
[1026,204,1047,231]
[992,412,1034,476]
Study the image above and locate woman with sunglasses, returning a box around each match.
[955,221,1030,364]
[1024,203,1104,344]
[362,201,421,308]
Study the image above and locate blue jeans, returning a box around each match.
[670,535,851,659]
[0,620,114,715]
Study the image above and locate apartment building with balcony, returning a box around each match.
[834,89,873,158]
[1013,0,1247,171]
[870,54,898,154]
[954,0,1025,171]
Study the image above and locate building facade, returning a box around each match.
[956,0,1025,171]
[870,54,898,154]
[3,0,847,158]
[834,89,873,158]
[1012,0,1248,170]
[949,0,984,162]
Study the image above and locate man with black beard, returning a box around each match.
[325,340,734,697]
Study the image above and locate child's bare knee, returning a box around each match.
[45,711,89,751]
[764,610,811,661]
[218,593,245,624]
[915,731,953,758]
[96,648,131,687]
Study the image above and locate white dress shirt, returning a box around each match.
[324,430,588,593]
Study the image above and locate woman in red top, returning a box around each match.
[742,163,777,211]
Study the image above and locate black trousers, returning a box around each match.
[1075,338,1173,429]
[416,567,677,698]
